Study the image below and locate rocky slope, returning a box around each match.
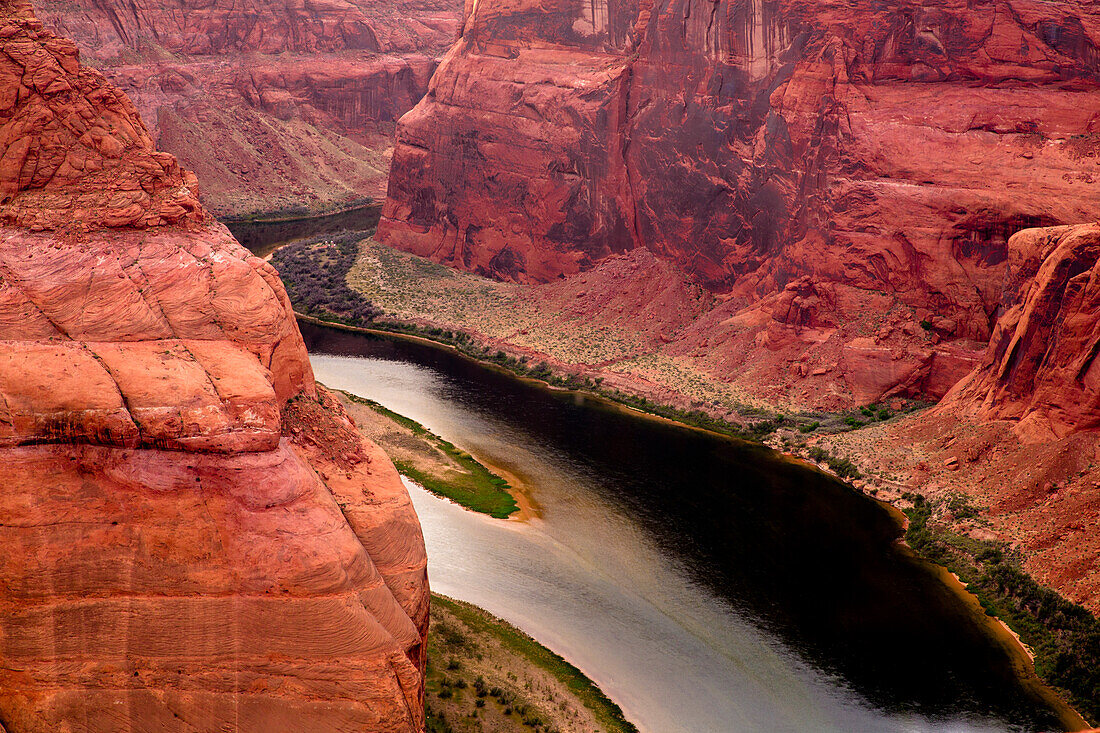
[941,223,1100,441]
[35,0,462,217]
[0,2,428,729]
[855,221,1100,612]
[378,0,1100,407]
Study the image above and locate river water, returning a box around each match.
[301,323,1070,733]
[223,203,381,258]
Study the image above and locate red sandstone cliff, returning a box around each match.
[378,0,1100,407]
[941,222,1100,441]
[35,0,463,217]
[0,2,428,729]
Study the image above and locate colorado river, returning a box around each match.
[301,322,1072,733]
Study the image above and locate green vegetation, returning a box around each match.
[221,197,376,223]
[902,493,1100,725]
[427,594,639,733]
[836,403,901,431]
[339,390,518,518]
[806,447,862,480]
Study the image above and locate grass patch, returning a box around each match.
[429,593,638,733]
[902,493,1100,725]
[338,390,518,519]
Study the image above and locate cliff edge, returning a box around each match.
[378,0,1100,408]
[0,1,429,729]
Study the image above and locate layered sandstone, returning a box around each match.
[0,3,428,729]
[379,0,1100,407]
[0,10,202,230]
[941,223,1100,440]
[36,0,462,217]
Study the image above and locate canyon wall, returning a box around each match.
[35,0,463,217]
[941,222,1100,440]
[0,2,428,729]
[378,0,1100,407]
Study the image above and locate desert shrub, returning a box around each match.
[806,447,861,480]
[902,495,1100,722]
[271,232,383,325]
[946,492,979,520]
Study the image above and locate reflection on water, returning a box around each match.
[302,323,1067,733]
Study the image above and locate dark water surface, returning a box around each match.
[223,203,381,257]
[301,323,1071,733]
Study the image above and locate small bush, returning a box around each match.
[946,492,980,520]
[271,232,383,325]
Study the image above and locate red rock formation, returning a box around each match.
[36,0,463,216]
[533,247,713,354]
[0,3,428,729]
[940,222,1100,440]
[0,8,202,230]
[378,0,1100,406]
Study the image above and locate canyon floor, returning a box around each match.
[425,595,635,733]
[347,240,778,415]
[335,236,1100,618]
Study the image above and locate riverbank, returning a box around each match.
[301,315,1097,730]
[220,197,378,224]
[426,593,638,733]
[803,421,1100,727]
[278,237,922,438]
[274,234,1097,728]
[332,387,521,518]
[223,202,382,257]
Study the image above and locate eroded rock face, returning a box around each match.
[35,0,463,216]
[940,223,1100,441]
[378,0,1100,405]
[0,4,202,230]
[0,3,428,729]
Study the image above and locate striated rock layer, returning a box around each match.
[941,223,1100,441]
[0,3,428,730]
[36,0,463,217]
[379,0,1100,407]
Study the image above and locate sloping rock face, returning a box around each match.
[0,3,428,730]
[36,0,462,216]
[378,0,1100,405]
[940,223,1100,441]
[0,11,202,231]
